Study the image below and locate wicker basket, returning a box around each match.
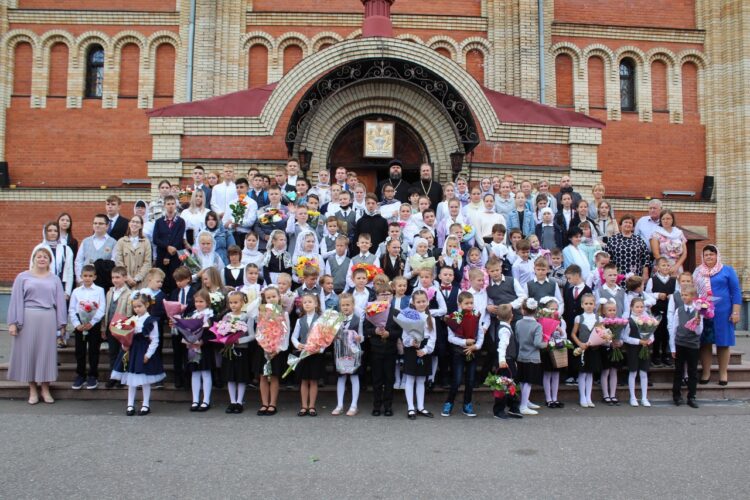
[550,348,569,369]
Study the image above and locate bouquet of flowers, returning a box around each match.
[177,248,202,275]
[364,301,391,329]
[177,185,194,206]
[351,262,383,283]
[588,325,614,347]
[483,372,519,399]
[163,299,187,335]
[208,291,226,317]
[602,317,628,362]
[174,317,206,364]
[462,224,476,243]
[258,207,287,226]
[307,210,321,228]
[444,309,480,360]
[685,296,716,332]
[209,315,248,359]
[255,304,289,378]
[409,254,437,272]
[537,308,561,343]
[109,313,136,366]
[633,314,660,360]
[334,329,362,374]
[394,308,425,345]
[229,193,249,225]
[663,239,684,260]
[294,256,320,278]
[283,310,344,378]
[76,299,100,336]
[547,330,573,368]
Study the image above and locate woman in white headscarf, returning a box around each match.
[192,230,225,281]
[32,222,74,300]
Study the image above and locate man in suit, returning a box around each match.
[105,195,129,242]
[192,165,212,208]
[152,195,186,295]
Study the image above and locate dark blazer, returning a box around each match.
[536,222,564,250]
[153,215,186,263]
[562,283,593,336]
[168,284,197,318]
[553,211,572,248]
[364,304,402,354]
[380,254,406,280]
[108,215,129,242]
[249,189,269,207]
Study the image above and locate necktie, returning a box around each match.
[574,287,580,299]
[180,288,186,305]
[166,217,174,230]
[108,218,114,233]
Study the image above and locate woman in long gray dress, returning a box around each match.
[7,246,68,404]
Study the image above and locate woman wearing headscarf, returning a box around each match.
[192,230,225,281]
[692,245,742,386]
[33,222,75,300]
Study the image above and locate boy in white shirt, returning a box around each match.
[511,239,535,286]
[69,264,106,390]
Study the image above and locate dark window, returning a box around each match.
[85,44,104,98]
[619,59,636,111]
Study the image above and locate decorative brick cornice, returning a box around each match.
[7,9,179,25]
[552,22,705,44]
[246,12,486,31]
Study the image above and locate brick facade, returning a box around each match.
[0,0,747,297]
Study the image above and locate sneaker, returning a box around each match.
[651,359,663,368]
[527,402,540,410]
[629,398,639,407]
[153,382,164,389]
[441,402,453,417]
[494,412,509,419]
[462,403,477,417]
[507,409,524,419]
[640,399,651,407]
[85,377,98,390]
[71,376,85,390]
[587,401,595,408]
[564,377,577,386]
[662,358,674,367]
[520,407,538,416]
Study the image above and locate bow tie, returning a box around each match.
[441,285,453,291]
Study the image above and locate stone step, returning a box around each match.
[1,380,749,404]
[7,362,749,385]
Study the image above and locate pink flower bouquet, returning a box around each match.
[255,304,289,378]
[283,310,344,378]
[210,316,249,359]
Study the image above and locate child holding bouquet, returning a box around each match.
[332,293,363,416]
[253,287,290,416]
[571,293,602,408]
[219,291,253,414]
[538,297,567,408]
[69,265,106,390]
[183,289,214,412]
[515,298,546,416]
[493,304,523,419]
[102,266,132,388]
[399,290,437,420]
[669,285,702,408]
[364,289,400,416]
[291,294,322,416]
[599,299,625,405]
[262,229,292,285]
[441,291,484,417]
[622,297,655,407]
[111,292,166,416]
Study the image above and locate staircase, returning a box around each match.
[1,347,749,402]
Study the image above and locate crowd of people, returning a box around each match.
[6,158,743,418]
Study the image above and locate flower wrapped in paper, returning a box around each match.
[351,262,383,283]
[602,317,628,362]
[408,254,436,272]
[174,317,206,365]
[335,329,362,375]
[394,308,425,344]
[229,193,249,225]
[294,256,320,278]
[109,313,136,366]
[255,304,289,378]
[444,309,480,360]
[364,301,391,329]
[258,207,288,227]
[77,299,100,336]
[208,291,226,317]
[483,373,519,399]
[633,314,660,360]
[685,296,716,332]
[537,308,562,343]
[177,248,202,275]
[283,310,344,378]
[462,224,476,243]
[588,325,614,348]
[209,316,249,359]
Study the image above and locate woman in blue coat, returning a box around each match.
[692,245,742,386]
[506,191,535,238]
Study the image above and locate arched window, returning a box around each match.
[619,58,636,111]
[85,44,104,98]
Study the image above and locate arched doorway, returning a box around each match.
[328,115,429,192]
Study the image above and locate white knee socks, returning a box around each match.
[416,375,426,410]
[578,373,593,404]
[543,372,552,402]
[192,372,201,403]
[520,382,531,409]
[142,384,151,407]
[227,381,237,404]
[429,357,438,382]
[201,371,212,404]
[628,370,649,401]
[127,385,136,407]
[550,372,560,401]
[404,375,416,410]
[350,375,360,409]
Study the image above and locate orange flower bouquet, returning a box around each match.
[283,310,344,378]
[351,262,383,283]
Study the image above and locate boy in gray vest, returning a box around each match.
[324,235,351,294]
[669,284,702,408]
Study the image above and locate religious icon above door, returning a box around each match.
[364,120,395,158]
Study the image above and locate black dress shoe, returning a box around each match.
[126,406,136,416]
[719,381,728,386]
[407,410,417,420]
[687,399,699,409]
[105,379,117,389]
[699,378,710,385]
[673,398,683,407]
[371,409,381,416]
[190,402,200,412]
[384,408,394,417]
[226,404,237,414]
[417,409,434,418]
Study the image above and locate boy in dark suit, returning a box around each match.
[105,195,129,242]
[364,289,402,417]
[435,266,459,389]
[152,195,186,294]
[168,266,196,389]
[562,264,592,385]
